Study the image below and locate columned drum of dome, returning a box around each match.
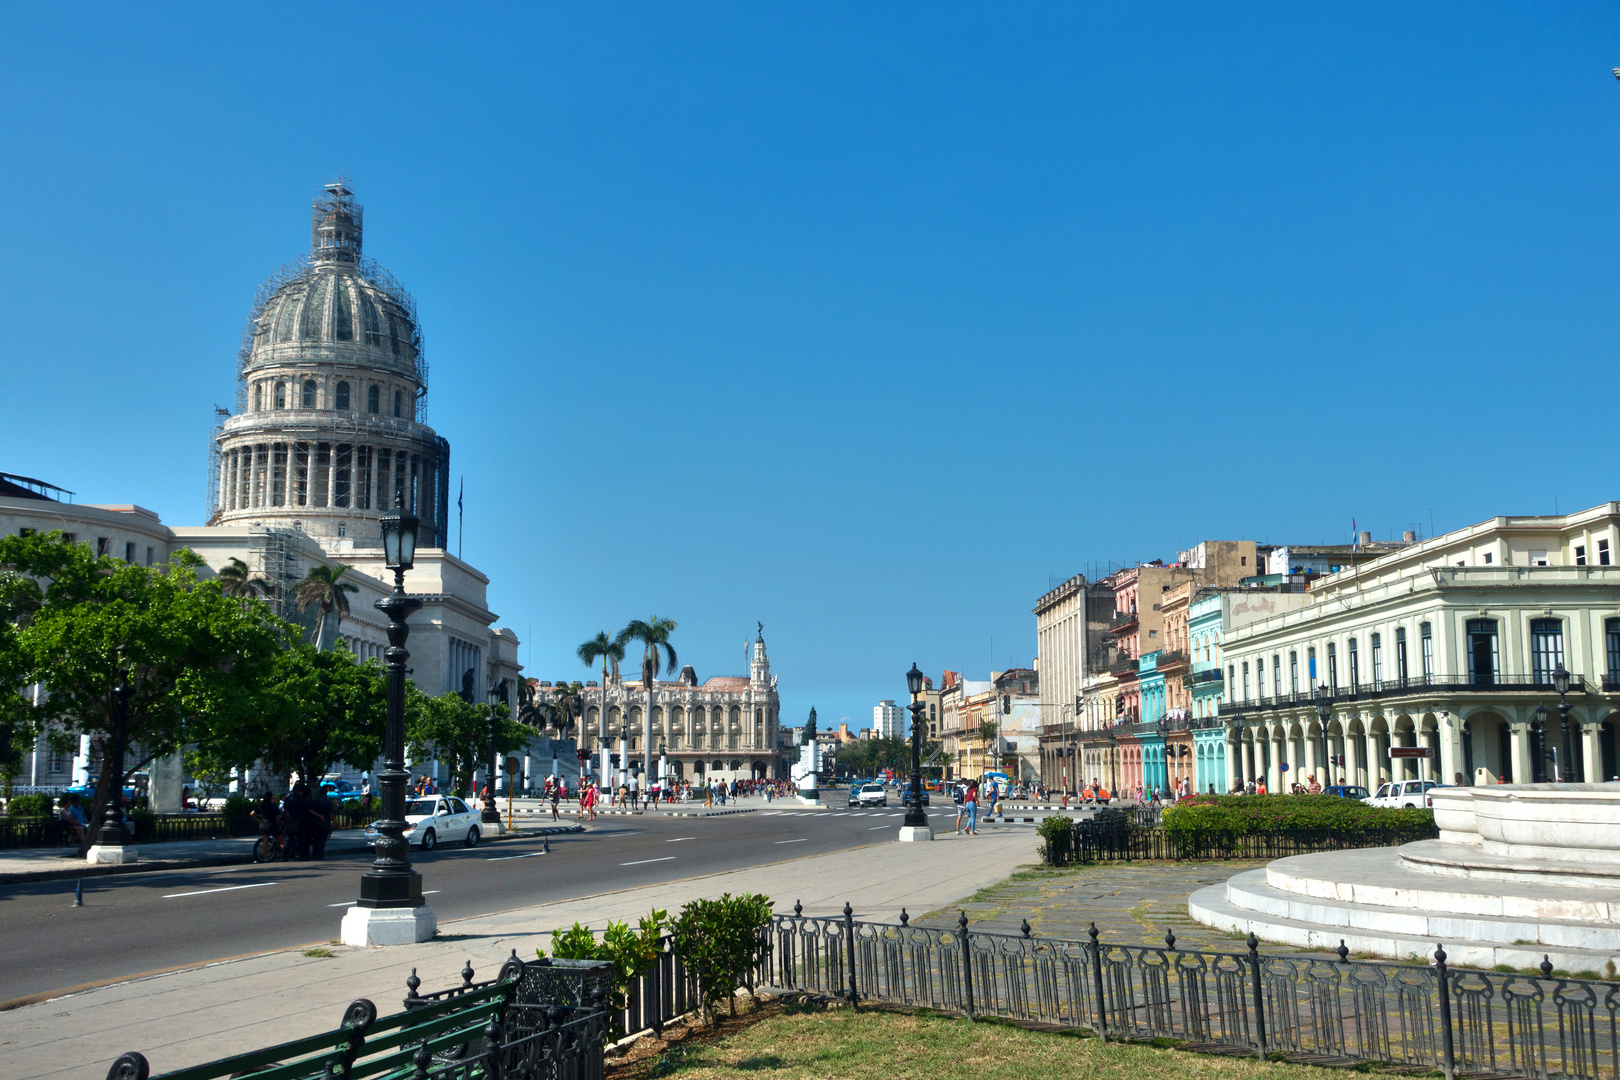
[213,183,450,548]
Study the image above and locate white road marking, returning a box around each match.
[868,825,890,830]
[328,900,358,907]
[621,856,677,866]
[487,852,546,861]
[774,838,807,844]
[163,882,277,899]
[424,890,441,895]
[666,837,695,843]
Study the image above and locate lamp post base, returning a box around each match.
[897,825,934,842]
[86,844,137,865]
[340,904,437,947]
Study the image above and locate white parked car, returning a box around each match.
[1364,780,1437,809]
[364,796,482,851]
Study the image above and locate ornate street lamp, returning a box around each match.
[87,657,136,864]
[483,684,505,829]
[1315,694,1332,785]
[1553,663,1577,781]
[342,498,434,946]
[900,663,932,840]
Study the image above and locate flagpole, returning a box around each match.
[458,477,464,560]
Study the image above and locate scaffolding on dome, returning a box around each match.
[249,526,300,619]
[205,406,230,524]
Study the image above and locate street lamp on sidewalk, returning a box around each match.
[87,657,136,864]
[899,663,933,841]
[342,498,435,946]
[483,684,504,830]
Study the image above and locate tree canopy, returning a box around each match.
[406,689,530,796]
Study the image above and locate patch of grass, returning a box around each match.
[1494,964,1517,973]
[1128,901,1153,927]
[613,1006,1351,1080]
[302,947,335,958]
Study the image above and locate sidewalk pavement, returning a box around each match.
[0,823,585,884]
[0,827,1040,1080]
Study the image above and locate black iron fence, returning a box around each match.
[1040,820,1438,866]
[763,906,1620,1080]
[2,805,379,851]
[107,955,613,1080]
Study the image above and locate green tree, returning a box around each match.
[979,718,1001,773]
[405,688,529,797]
[215,556,265,602]
[576,631,624,771]
[546,680,584,739]
[191,642,386,790]
[0,533,283,851]
[293,564,358,651]
[616,618,677,781]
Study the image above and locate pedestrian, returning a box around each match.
[60,794,88,847]
[281,783,309,860]
[963,780,979,835]
[549,782,560,821]
[308,784,332,860]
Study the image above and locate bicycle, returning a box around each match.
[251,831,284,863]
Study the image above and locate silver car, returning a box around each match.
[365,795,482,851]
[1363,780,1436,809]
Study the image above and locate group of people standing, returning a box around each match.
[250,782,335,860]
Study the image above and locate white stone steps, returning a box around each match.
[1190,870,1620,974]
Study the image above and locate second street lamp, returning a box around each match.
[899,663,933,841]
[342,497,435,946]
[483,684,505,831]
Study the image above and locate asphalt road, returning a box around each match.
[0,804,969,1005]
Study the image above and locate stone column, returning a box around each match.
[1225,730,1238,791]
[1508,722,1532,785]
[1438,714,1462,786]
[1582,715,1605,782]
[1267,729,1282,792]
[1344,728,1361,790]
[1364,728,1380,787]
[1305,729,1320,787]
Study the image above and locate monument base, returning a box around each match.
[797,792,821,806]
[86,844,137,865]
[897,826,933,842]
[479,818,507,837]
[340,904,437,947]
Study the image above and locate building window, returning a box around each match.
[1348,638,1360,688]
[335,382,350,410]
[368,385,380,413]
[1395,627,1408,684]
[145,546,154,566]
[1607,618,1620,679]
[302,379,317,409]
[1483,552,1493,565]
[124,541,136,562]
[393,390,403,418]
[253,384,263,411]
[274,382,286,409]
[1272,654,1281,698]
[1601,539,1611,566]
[1530,618,1565,685]
[1241,662,1250,701]
[1290,651,1299,694]
[1529,550,1548,567]
[1255,657,1263,698]
[1576,544,1587,566]
[1421,622,1434,678]
[96,537,109,556]
[1327,643,1338,691]
[1466,619,1499,685]
[1370,633,1383,684]
[1308,646,1317,688]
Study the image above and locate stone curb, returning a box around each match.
[0,824,584,885]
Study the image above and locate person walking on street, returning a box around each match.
[281,783,309,860]
[308,785,332,860]
[963,780,980,835]
[549,783,560,821]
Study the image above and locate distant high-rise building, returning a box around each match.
[874,699,906,739]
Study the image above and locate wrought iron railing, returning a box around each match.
[1223,674,1592,718]
[762,906,1620,1080]
[0,805,379,850]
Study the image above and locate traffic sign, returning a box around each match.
[1389,747,1433,759]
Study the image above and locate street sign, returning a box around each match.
[1389,747,1433,759]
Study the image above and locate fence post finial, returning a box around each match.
[793,899,802,918]
[1336,939,1349,964]
[1540,955,1554,978]
[461,960,475,988]
[1022,919,1033,938]
[1434,943,1455,1080]
[899,908,909,926]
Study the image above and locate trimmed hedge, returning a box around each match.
[1162,793,1433,843]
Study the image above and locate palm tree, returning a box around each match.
[577,631,625,780]
[550,681,584,739]
[215,557,263,604]
[517,680,545,729]
[294,564,357,651]
[617,618,677,782]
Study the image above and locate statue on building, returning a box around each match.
[792,706,821,802]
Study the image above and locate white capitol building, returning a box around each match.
[4,183,526,795]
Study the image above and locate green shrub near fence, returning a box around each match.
[669,892,773,1021]
[5,794,54,818]
[1161,794,1433,851]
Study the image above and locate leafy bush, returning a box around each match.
[670,892,773,1021]
[221,794,255,834]
[128,806,155,839]
[5,794,54,818]
[537,909,667,1030]
[1161,794,1434,847]
[1036,814,1074,861]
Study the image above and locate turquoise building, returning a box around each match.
[1137,650,1169,794]
[1188,593,1230,792]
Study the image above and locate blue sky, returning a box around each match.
[2,4,1618,731]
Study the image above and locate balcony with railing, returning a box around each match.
[1155,649,1189,673]
[1109,609,1138,632]
[1222,673,1594,719]
[1187,668,1223,687]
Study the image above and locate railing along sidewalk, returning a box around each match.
[762,904,1620,1080]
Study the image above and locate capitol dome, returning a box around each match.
[210,183,449,549]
